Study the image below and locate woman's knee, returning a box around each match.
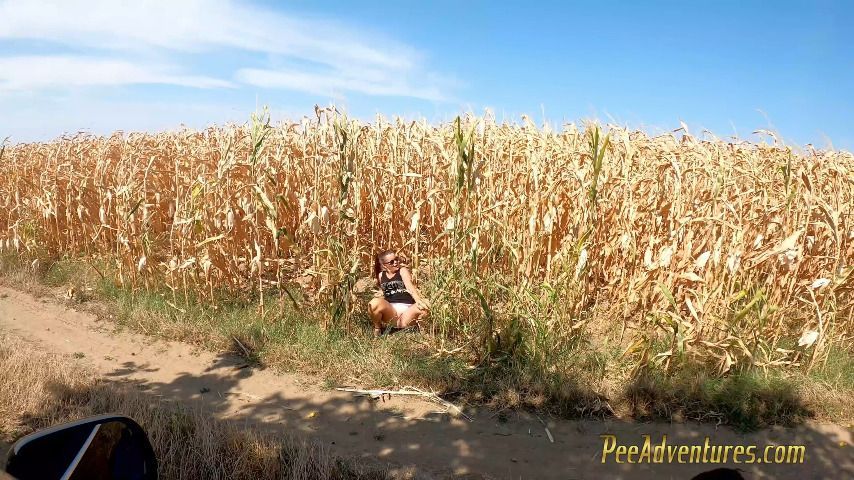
[368,297,386,312]
[398,306,424,327]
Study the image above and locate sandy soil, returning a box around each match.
[0,284,850,480]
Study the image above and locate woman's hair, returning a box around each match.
[373,249,396,286]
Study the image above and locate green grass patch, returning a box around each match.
[2,254,851,431]
[809,346,854,390]
[41,258,85,287]
[624,366,815,431]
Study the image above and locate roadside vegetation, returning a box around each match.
[0,109,851,430]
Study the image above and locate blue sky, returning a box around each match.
[1,0,851,150]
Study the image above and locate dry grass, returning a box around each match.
[0,109,851,422]
[0,333,389,480]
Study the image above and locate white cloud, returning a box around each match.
[236,68,446,101]
[0,56,233,91]
[0,0,447,99]
[0,0,414,70]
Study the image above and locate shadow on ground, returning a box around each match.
[18,350,850,480]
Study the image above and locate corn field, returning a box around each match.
[1,108,852,377]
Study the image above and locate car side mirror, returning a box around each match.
[5,414,157,480]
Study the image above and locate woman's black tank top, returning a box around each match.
[381,271,415,304]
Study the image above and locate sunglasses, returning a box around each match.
[382,258,400,265]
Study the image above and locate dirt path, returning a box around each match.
[0,285,850,480]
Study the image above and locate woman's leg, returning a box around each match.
[395,304,425,328]
[368,297,396,334]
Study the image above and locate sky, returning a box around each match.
[0,0,852,150]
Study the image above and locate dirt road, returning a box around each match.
[0,285,850,480]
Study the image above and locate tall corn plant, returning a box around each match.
[1,109,851,381]
[324,114,362,331]
[249,108,273,315]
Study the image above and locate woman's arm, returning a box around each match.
[399,267,429,308]
[374,272,384,297]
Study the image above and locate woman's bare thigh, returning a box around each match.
[396,304,424,327]
[370,298,398,324]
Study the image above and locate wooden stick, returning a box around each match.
[335,387,435,396]
[232,336,251,358]
[402,385,473,422]
[336,386,473,422]
[536,414,554,443]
